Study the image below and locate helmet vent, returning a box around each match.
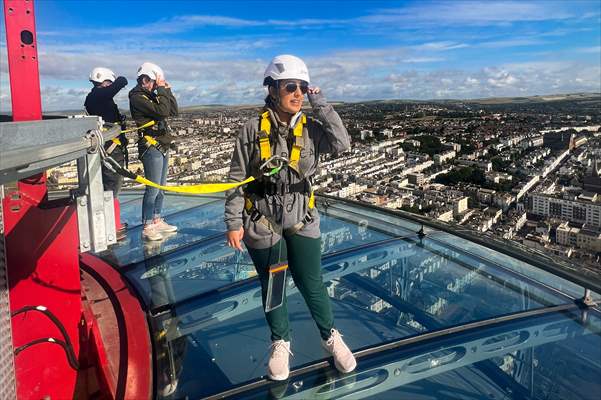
[275,63,285,73]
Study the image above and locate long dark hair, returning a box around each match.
[264,80,278,110]
[264,94,277,110]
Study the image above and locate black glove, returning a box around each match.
[156,133,175,146]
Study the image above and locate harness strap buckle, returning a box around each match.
[105,140,118,155]
[259,155,289,175]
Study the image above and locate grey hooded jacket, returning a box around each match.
[224,91,350,249]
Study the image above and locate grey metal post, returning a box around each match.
[76,133,116,253]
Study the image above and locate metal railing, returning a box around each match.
[0,116,120,185]
[0,115,122,253]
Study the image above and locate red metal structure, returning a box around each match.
[2,1,152,398]
[3,0,81,398]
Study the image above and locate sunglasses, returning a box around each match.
[282,81,309,94]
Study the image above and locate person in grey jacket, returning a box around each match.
[225,55,356,381]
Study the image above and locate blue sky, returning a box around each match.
[1,0,600,111]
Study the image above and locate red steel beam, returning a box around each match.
[3,0,47,199]
[3,0,41,121]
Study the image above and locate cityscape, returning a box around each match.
[48,92,601,277]
[3,1,601,398]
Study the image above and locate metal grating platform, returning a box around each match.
[0,186,16,400]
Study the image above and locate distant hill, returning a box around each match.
[334,92,600,106]
[176,92,600,110]
[179,103,260,112]
[6,92,597,115]
[457,92,601,105]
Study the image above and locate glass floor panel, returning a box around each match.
[150,236,573,397]
[232,308,601,400]
[97,193,600,399]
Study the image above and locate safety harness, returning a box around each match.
[244,111,315,237]
[132,93,175,155]
[258,110,306,172]
[105,137,122,155]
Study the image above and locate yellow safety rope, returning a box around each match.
[102,117,297,195]
[103,148,284,195]
[101,120,156,134]
[99,119,284,194]
[121,120,156,134]
[133,174,257,194]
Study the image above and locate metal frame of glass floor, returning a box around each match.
[99,191,601,400]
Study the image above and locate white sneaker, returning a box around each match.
[322,329,356,373]
[154,218,178,233]
[143,223,163,241]
[267,340,292,381]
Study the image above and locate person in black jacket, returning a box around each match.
[84,67,129,239]
[129,62,178,241]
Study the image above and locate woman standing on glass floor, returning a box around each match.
[225,55,356,381]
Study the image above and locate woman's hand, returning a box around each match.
[307,86,324,109]
[226,227,245,251]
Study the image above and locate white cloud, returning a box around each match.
[366,1,584,26]
[477,39,548,48]
[412,41,469,51]
[37,1,597,39]
[2,50,599,112]
[1,1,599,112]
[487,71,518,87]
[403,57,445,63]
[575,46,601,54]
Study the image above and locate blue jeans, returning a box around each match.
[141,147,169,224]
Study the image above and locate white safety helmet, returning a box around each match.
[137,62,164,81]
[89,67,116,84]
[263,54,310,85]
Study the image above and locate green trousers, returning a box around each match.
[247,235,334,342]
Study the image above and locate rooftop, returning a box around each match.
[98,192,601,399]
